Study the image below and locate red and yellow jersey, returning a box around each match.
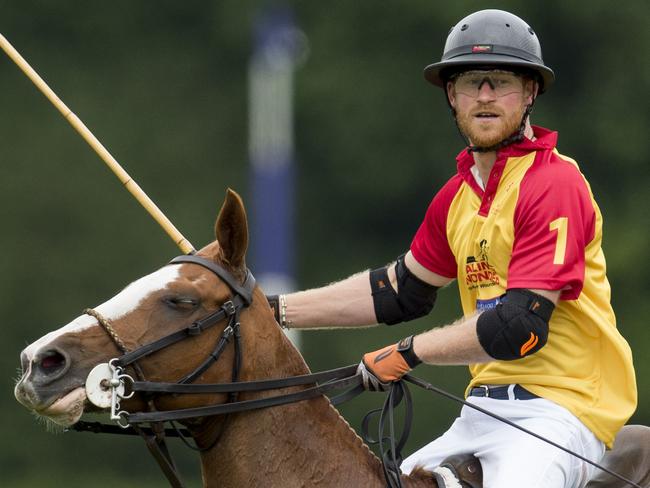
[410,126,636,447]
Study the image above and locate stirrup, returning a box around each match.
[433,454,483,488]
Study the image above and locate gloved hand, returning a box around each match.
[358,335,422,391]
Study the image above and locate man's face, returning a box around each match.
[446,69,536,149]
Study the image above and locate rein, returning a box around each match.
[72,254,641,488]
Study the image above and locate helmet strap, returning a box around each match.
[451,107,472,149]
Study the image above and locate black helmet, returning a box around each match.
[424,10,555,93]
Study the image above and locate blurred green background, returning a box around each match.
[1,1,648,486]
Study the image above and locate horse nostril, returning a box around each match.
[37,350,67,375]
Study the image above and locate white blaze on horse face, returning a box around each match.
[23,265,181,359]
[95,265,181,320]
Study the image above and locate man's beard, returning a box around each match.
[456,104,525,150]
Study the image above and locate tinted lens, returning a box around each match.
[454,71,522,97]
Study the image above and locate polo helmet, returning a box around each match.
[424,9,555,93]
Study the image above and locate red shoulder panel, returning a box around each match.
[508,151,597,300]
[410,175,463,278]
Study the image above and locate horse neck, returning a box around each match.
[196,291,435,487]
[198,397,380,486]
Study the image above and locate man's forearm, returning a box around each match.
[283,270,379,329]
[412,314,492,365]
[358,313,492,388]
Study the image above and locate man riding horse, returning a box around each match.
[271,9,637,488]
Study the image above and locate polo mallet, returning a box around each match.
[0,33,195,255]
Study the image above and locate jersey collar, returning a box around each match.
[456,125,558,173]
[455,126,558,212]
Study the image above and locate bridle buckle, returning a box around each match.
[222,300,236,316]
[222,325,235,340]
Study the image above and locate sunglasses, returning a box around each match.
[451,70,524,98]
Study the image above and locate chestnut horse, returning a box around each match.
[14,189,440,488]
[13,189,650,488]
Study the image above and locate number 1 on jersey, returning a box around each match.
[549,217,568,265]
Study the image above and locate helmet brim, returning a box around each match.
[424,54,555,93]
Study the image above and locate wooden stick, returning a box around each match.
[0,33,195,255]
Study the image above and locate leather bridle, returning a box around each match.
[74,255,363,488]
[93,254,254,392]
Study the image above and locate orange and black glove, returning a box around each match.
[357,335,422,391]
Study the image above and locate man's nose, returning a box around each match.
[476,80,497,101]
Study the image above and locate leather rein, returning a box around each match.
[72,255,366,488]
[69,254,640,488]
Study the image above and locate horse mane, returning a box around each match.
[325,401,381,462]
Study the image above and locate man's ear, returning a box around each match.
[446,81,457,108]
[524,79,539,105]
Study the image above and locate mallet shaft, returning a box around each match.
[0,33,195,255]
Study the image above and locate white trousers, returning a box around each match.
[400,394,605,488]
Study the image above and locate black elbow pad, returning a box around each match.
[370,255,439,325]
[476,289,555,360]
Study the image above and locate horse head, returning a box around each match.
[14,189,307,432]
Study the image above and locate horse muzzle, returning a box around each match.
[15,347,88,425]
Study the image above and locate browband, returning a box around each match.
[169,255,256,305]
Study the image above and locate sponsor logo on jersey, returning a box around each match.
[465,239,500,290]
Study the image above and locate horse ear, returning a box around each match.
[214,188,249,270]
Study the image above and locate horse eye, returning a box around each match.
[164,297,199,311]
